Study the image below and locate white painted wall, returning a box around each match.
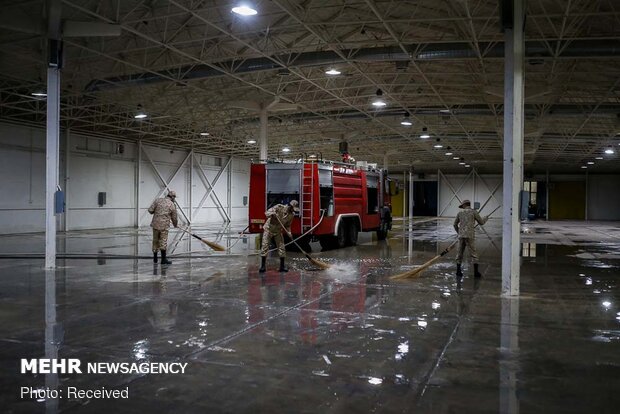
[0,123,250,234]
[437,171,503,218]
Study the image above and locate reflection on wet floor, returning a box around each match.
[0,218,619,413]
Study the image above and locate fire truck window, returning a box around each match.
[320,187,334,216]
[367,187,378,214]
[267,169,300,194]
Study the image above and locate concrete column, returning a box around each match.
[227,156,233,220]
[63,128,70,232]
[545,170,549,221]
[501,0,524,297]
[259,107,268,162]
[189,149,193,223]
[408,170,414,221]
[402,171,407,218]
[45,66,60,269]
[135,141,142,228]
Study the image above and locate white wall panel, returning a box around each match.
[0,123,250,234]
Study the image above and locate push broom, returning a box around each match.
[171,199,226,251]
[390,205,501,280]
[276,216,330,270]
[178,227,227,252]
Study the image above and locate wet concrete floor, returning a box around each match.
[0,218,619,413]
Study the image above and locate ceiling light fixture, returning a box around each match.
[325,68,341,75]
[596,156,604,160]
[247,139,257,144]
[31,91,47,97]
[445,152,453,156]
[400,112,412,126]
[453,156,460,160]
[200,132,210,136]
[420,127,430,139]
[282,147,291,153]
[433,138,443,148]
[587,161,594,165]
[604,146,615,154]
[581,166,587,169]
[465,164,471,167]
[372,89,387,107]
[134,105,147,119]
[459,162,466,165]
[232,4,257,16]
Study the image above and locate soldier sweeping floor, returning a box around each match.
[259,200,300,273]
[148,190,178,265]
[453,199,489,279]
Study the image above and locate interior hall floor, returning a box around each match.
[0,218,619,413]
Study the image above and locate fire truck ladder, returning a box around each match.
[301,164,314,232]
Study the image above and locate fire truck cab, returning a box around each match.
[248,159,392,250]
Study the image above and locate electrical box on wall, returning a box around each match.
[98,192,106,207]
[54,190,65,214]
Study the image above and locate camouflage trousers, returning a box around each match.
[260,229,286,258]
[456,237,478,264]
[152,229,169,252]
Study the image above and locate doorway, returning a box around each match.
[413,181,438,216]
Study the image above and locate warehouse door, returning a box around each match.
[413,181,438,216]
[549,181,585,219]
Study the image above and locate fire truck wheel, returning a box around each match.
[336,222,347,248]
[346,223,358,246]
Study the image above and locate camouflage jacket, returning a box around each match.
[148,197,178,230]
[453,207,487,239]
[264,204,294,234]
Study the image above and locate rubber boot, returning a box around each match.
[258,256,266,273]
[279,257,289,273]
[153,251,158,264]
[160,250,172,265]
[474,263,482,278]
[456,263,463,278]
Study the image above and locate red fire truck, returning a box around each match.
[248,159,392,250]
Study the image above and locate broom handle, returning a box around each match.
[275,216,312,258]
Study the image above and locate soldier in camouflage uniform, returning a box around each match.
[259,200,300,273]
[453,199,488,278]
[148,190,178,265]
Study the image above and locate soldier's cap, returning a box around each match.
[167,190,177,199]
[459,199,471,208]
[289,200,300,212]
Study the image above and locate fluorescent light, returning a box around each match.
[247,139,257,144]
[134,113,147,119]
[282,147,290,153]
[372,99,387,107]
[445,152,453,156]
[439,109,451,114]
[459,162,466,165]
[453,156,460,160]
[325,68,341,75]
[605,147,615,154]
[232,5,257,16]
[200,132,210,136]
[587,161,594,165]
[465,164,471,167]
[31,91,47,97]
[596,156,603,160]
[434,144,443,148]
[581,166,587,169]
[400,119,412,126]
[420,133,430,139]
